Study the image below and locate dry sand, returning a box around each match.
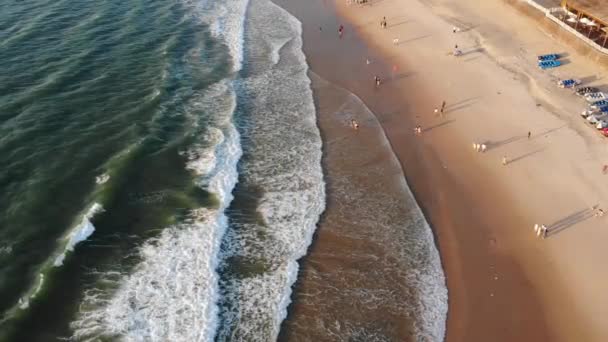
[279,0,608,340]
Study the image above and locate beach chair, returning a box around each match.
[591,100,608,109]
[558,79,581,88]
[538,60,561,69]
[537,54,559,62]
[576,87,599,96]
[585,92,607,103]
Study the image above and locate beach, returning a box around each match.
[279,0,608,340]
[2,0,608,339]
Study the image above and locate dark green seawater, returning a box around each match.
[0,0,230,339]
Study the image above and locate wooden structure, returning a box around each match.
[560,0,608,47]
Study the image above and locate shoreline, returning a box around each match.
[280,0,608,340]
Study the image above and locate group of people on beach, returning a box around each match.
[534,224,549,239]
[472,143,487,153]
[434,101,447,117]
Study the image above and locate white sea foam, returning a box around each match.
[73,0,324,340]
[69,0,250,336]
[71,0,250,338]
[214,0,325,340]
[17,273,44,310]
[187,0,250,72]
[72,78,242,341]
[95,173,110,184]
[54,202,104,267]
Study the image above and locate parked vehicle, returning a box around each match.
[601,128,608,137]
[597,120,608,129]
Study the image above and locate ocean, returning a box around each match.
[0,0,445,340]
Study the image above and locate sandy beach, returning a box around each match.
[278,0,608,340]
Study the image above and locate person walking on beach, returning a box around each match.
[381,17,387,29]
[374,75,381,87]
[440,100,446,115]
[528,131,531,139]
[481,144,487,153]
[338,25,344,38]
[541,224,548,239]
[351,119,359,130]
[603,164,608,174]
[502,156,508,166]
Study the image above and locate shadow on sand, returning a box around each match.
[547,207,596,237]
[423,119,454,133]
[508,148,544,164]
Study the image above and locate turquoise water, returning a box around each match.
[0,0,325,340]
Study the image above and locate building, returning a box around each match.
[559,0,608,48]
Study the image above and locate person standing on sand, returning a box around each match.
[502,156,508,166]
[338,25,344,38]
[351,119,359,130]
[541,224,548,239]
[374,75,381,87]
[528,131,531,139]
[440,101,446,115]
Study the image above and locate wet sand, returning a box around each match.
[279,0,608,340]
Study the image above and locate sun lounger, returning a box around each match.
[585,92,604,98]
[591,100,608,109]
[585,92,607,102]
[558,79,581,88]
[576,87,599,96]
[538,60,561,69]
[537,54,559,61]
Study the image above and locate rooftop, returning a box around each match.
[563,0,608,24]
